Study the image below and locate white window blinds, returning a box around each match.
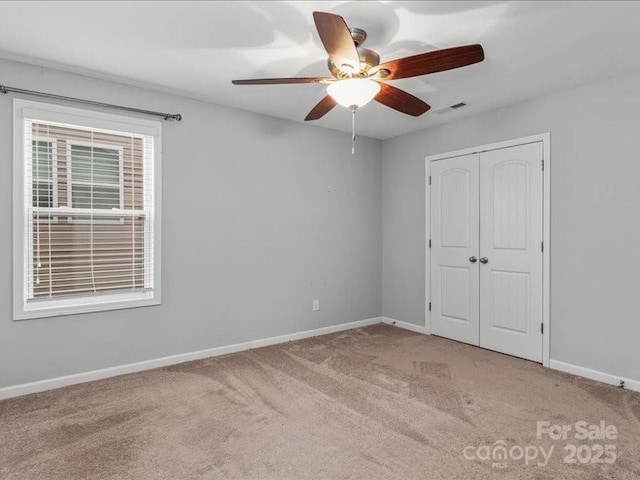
[14,100,161,319]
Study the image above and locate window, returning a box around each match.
[13,100,162,320]
[68,142,124,210]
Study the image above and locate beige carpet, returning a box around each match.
[1,324,640,480]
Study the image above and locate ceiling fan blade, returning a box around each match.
[305,95,338,121]
[313,11,360,71]
[374,83,430,117]
[377,44,484,80]
[232,77,331,85]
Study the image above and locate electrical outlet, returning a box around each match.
[313,299,320,311]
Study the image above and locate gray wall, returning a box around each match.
[4,56,638,390]
[0,59,382,389]
[382,70,640,381]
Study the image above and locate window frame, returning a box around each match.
[13,99,162,320]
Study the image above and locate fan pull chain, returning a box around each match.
[351,105,357,155]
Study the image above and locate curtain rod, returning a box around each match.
[0,84,182,121]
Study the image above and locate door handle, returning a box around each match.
[468,256,477,263]
[479,257,489,264]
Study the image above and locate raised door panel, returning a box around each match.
[490,270,529,333]
[440,170,470,248]
[491,161,529,250]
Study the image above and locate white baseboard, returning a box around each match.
[0,317,382,401]
[378,325,640,393]
[550,360,640,393]
[381,316,429,335]
[8,320,636,401]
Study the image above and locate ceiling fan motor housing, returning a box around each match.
[357,47,380,71]
[328,27,381,78]
[328,48,380,77]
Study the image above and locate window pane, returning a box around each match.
[32,140,52,180]
[32,181,53,207]
[71,184,121,209]
[71,145,120,185]
[31,214,147,299]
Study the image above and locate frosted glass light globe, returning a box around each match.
[327,79,381,108]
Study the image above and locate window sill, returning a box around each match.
[14,290,160,321]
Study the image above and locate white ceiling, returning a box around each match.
[1,1,640,139]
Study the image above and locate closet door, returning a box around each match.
[479,143,543,362]
[430,154,480,346]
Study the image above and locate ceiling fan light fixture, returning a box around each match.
[327,79,380,108]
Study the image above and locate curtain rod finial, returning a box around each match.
[0,85,7,94]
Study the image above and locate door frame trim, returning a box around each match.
[425,133,551,366]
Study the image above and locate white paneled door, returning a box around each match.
[430,154,480,346]
[479,143,543,362]
[430,142,544,362]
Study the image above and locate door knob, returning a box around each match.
[469,256,478,263]
[479,257,489,264]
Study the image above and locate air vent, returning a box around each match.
[435,102,468,114]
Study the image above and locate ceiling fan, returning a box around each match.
[232,11,485,122]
